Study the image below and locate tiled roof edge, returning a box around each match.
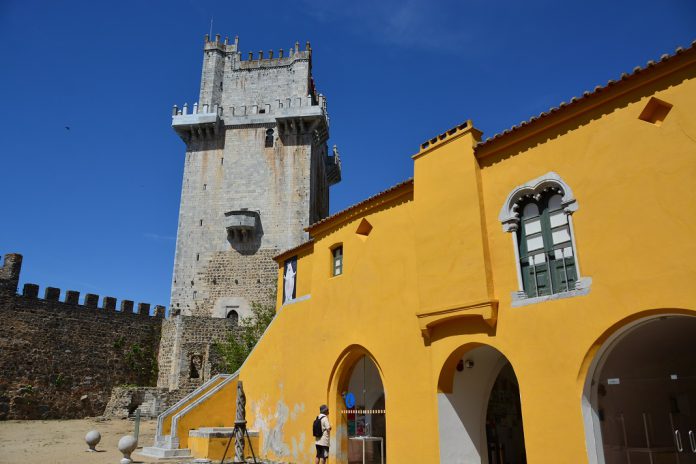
[476,40,696,151]
[273,239,315,262]
[305,178,414,234]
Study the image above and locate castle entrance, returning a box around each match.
[437,345,527,463]
[584,315,696,464]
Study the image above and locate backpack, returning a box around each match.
[312,415,323,438]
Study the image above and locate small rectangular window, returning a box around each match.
[333,246,343,276]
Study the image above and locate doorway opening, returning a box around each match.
[583,315,696,464]
[437,345,527,463]
[335,353,387,464]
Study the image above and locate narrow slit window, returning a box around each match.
[333,246,343,276]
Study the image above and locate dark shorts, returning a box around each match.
[315,444,329,458]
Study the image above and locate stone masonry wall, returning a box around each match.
[0,254,164,420]
[169,125,315,319]
[156,315,240,392]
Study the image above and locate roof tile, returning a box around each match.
[476,41,696,150]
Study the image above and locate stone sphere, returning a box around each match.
[117,435,138,458]
[84,430,101,451]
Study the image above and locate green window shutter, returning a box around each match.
[518,193,577,298]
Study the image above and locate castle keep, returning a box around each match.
[159,36,340,391]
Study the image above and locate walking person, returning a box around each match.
[313,404,331,464]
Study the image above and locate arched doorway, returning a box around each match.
[331,350,387,464]
[437,345,527,463]
[583,315,696,464]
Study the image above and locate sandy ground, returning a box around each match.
[0,418,184,464]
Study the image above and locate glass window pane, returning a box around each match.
[527,235,544,251]
[549,211,567,228]
[552,228,571,244]
[522,203,539,218]
[548,194,562,210]
[525,219,542,235]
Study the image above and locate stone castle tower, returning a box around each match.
[157,35,340,391]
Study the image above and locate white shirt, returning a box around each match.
[315,414,331,446]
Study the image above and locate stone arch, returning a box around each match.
[226,309,239,326]
[498,171,578,233]
[327,345,387,463]
[580,309,696,464]
[437,344,526,463]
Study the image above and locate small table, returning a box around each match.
[348,436,384,464]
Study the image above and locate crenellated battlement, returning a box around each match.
[172,92,329,144]
[172,93,326,119]
[203,34,239,54]
[18,282,165,317]
[202,34,312,69]
[0,252,165,317]
[197,34,318,114]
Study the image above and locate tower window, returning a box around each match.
[332,246,343,276]
[203,184,207,190]
[189,354,202,379]
[265,128,274,148]
[226,306,239,326]
[200,219,203,226]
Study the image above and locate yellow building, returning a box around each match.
[149,42,696,463]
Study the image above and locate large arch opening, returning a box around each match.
[437,345,527,463]
[329,347,387,464]
[583,314,696,464]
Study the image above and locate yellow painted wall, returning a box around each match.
[160,375,228,437]
[234,53,696,463]
[189,433,260,460]
[175,378,238,450]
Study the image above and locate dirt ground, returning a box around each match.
[0,418,182,464]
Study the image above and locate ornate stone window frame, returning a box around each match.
[499,172,591,306]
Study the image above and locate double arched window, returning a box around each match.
[499,172,591,305]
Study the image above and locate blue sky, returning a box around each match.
[1,0,694,308]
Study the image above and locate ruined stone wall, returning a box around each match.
[156,315,240,392]
[0,254,164,420]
